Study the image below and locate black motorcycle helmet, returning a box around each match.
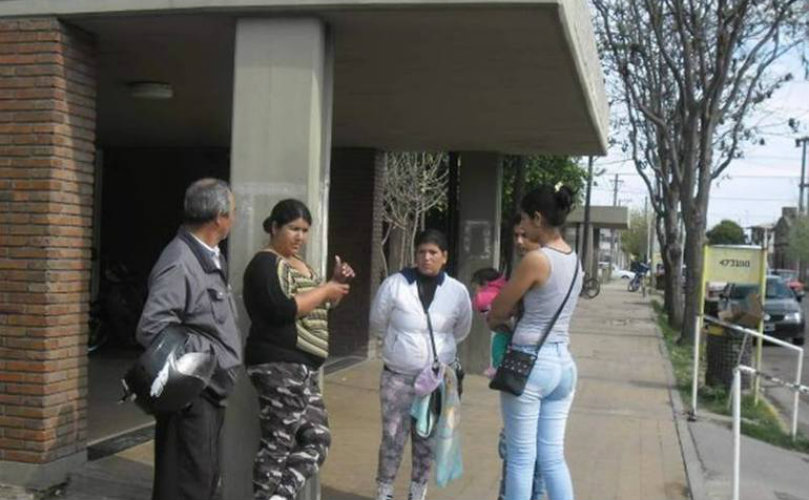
[121,324,216,414]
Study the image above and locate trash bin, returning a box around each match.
[705,323,753,390]
[704,293,761,391]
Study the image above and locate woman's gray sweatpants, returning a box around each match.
[376,367,435,487]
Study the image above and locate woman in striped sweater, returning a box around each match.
[243,198,355,500]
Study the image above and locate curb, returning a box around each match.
[650,305,709,500]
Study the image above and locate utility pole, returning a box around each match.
[797,137,809,283]
[612,174,622,206]
[610,174,624,271]
[582,156,594,278]
[798,137,809,214]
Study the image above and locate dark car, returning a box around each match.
[721,276,805,346]
[770,269,805,298]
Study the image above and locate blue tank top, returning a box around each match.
[512,247,583,346]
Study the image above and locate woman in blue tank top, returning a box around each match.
[488,184,583,500]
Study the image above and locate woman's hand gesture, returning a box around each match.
[332,255,356,284]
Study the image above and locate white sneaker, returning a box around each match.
[408,482,428,500]
[376,482,394,500]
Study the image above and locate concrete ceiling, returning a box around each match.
[61,3,607,154]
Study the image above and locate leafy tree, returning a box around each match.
[593,0,807,342]
[706,220,746,245]
[621,209,649,261]
[499,155,589,272]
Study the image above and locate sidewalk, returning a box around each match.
[40,280,690,500]
[40,281,809,500]
[319,280,689,499]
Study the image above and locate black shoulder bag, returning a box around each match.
[489,262,579,396]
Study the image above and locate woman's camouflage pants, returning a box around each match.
[376,367,435,488]
[249,362,331,500]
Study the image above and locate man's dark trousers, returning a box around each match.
[153,393,225,500]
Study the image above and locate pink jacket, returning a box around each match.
[473,276,507,313]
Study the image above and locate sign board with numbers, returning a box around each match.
[703,245,766,285]
[696,246,769,413]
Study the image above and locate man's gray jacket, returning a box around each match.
[136,227,243,399]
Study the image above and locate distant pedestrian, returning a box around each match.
[488,184,583,500]
[370,229,473,500]
[242,199,355,500]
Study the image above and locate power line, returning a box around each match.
[600,170,804,180]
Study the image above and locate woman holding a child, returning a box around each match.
[488,184,583,500]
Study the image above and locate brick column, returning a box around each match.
[326,148,384,358]
[0,18,96,488]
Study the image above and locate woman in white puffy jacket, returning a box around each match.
[370,229,472,500]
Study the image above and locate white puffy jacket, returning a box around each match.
[370,268,473,376]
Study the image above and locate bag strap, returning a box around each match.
[417,280,440,367]
[507,256,580,355]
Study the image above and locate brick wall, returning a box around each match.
[327,148,384,358]
[0,18,96,465]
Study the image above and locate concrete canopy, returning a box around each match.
[2,0,608,154]
[568,205,630,230]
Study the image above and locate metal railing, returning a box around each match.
[697,315,804,438]
[732,365,809,500]
[693,316,808,500]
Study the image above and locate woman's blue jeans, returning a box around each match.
[500,343,577,500]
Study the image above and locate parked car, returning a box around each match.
[599,263,633,279]
[720,276,805,345]
[612,267,634,280]
[770,269,805,297]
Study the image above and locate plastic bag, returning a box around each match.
[434,368,463,487]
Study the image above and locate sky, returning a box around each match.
[588,59,809,231]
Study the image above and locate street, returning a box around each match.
[760,297,809,436]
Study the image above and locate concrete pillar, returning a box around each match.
[225,18,333,500]
[0,17,96,489]
[455,152,502,374]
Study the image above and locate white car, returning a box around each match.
[612,268,635,280]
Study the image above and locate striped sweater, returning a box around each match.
[243,251,331,368]
[276,256,330,359]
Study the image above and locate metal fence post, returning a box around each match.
[732,367,741,500]
[691,314,701,416]
[792,354,804,439]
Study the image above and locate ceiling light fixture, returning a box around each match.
[127,81,174,99]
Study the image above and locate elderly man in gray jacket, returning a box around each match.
[136,178,242,500]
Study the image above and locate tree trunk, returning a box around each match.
[512,157,527,218]
[662,208,684,329]
[680,226,702,344]
[389,225,405,273]
[664,250,684,329]
[679,198,709,344]
[407,218,418,267]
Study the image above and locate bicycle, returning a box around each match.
[87,260,146,354]
[580,273,601,299]
[627,265,650,296]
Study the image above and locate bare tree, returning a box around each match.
[593,0,807,342]
[380,152,448,277]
